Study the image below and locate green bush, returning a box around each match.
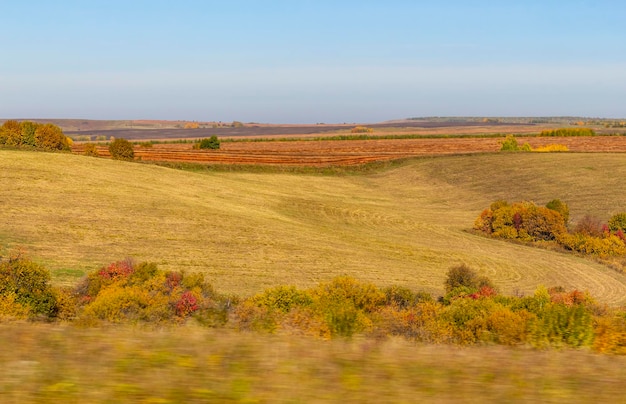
[108,138,134,160]
[546,199,570,225]
[196,136,220,150]
[444,264,479,293]
[250,285,313,313]
[608,213,626,232]
[0,253,58,318]
[500,135,531,152]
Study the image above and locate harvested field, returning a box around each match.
[72,136,626,166]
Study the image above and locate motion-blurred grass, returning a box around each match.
[1,323,625,402]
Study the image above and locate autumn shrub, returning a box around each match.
[108,138,135,160]
[476,200,567,242]
[34,123,71,150]
[75,260,227,325]
[608,213,626,233]
[83,143,99,157]
[351,126,374,134]
[499,135,531,151]
[0,120,23,146]
[558,233,626,257]
[532,144,569,152]
[0,253,59,318]
[250,285,312,313]
[0,121,71,150]
[530,303,595,348]
[574,214,604,237]
[546,199,570,225]
[310,276,385,337]
[593,311,626,354]
[374,301,453,343]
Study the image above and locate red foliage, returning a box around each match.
[166,272,182,290]
[176,291,199,317]
[98,260,134,280]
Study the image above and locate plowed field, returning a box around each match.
[72,136,626,166]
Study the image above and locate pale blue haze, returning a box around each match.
[1,0,625,122]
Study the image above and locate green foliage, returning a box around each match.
[499,135,531,152]
[0,252,58,317]
[444,264,479,293]
[195,136,221,150]
[539,128,596,137]
[250,285,313,313]
[546,199,570,225]
[608,213,626,232]
[108,138,135,160]
[530,303,595,348]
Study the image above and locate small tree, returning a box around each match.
[444,264,479,293]
[109,138,134,160]
[197,136,220,150]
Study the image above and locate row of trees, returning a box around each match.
[0,120,72,150]
[2,251,626,353]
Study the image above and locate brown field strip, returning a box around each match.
[72,136,626,166]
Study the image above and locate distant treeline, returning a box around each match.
[0,120,72,150]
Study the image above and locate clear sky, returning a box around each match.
[1,0,625,123]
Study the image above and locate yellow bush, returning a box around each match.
[351,126,374,134]
[532,144,569,152]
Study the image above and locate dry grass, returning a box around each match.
[0,323,625,402]
[2,150,626,304]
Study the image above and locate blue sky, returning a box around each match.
[1,0,625,123]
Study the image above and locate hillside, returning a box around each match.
[2,150,626,303]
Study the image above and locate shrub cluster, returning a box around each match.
[0,120,71,151]
[74,259,230,326]
[3,252,626,353]
[499,135,568,152]
[539,128,596,137]
[475,201,626,259]
[499,135,531,152]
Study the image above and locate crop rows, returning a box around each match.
[71,136,626,166]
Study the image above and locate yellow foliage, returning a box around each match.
[184,122,199,129]
[351,126,374,134]
[532,144,569,152]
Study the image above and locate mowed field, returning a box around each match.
[73,135,626,166]
[2,149,626,303]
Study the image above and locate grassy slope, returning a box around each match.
[2,150,626,303]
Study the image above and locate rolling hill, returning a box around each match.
[2,150,626,303]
